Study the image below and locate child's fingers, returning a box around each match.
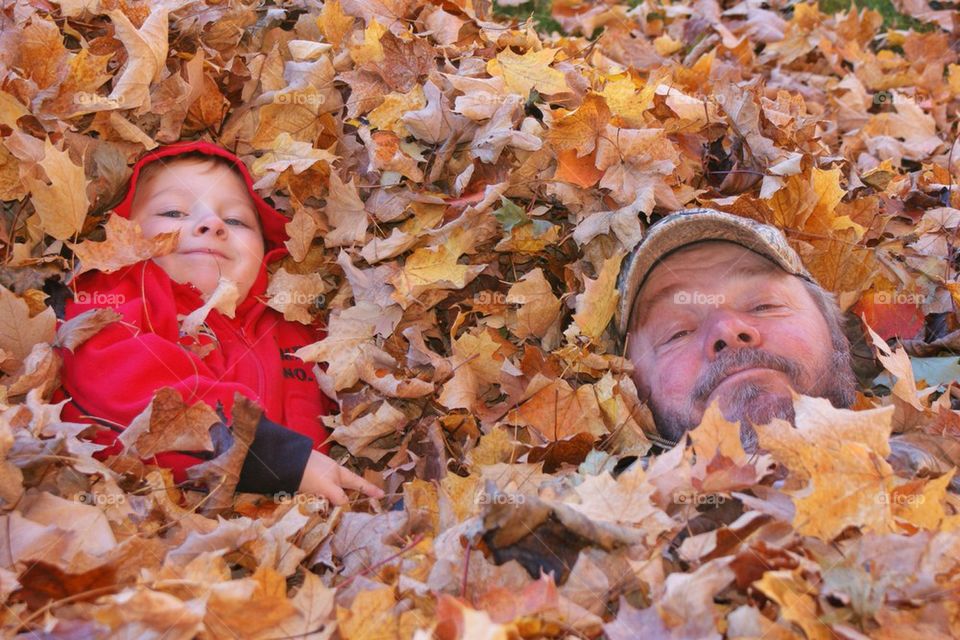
[323,483,349,506]
[339,467,385,499]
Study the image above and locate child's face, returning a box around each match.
[129,159,265,301]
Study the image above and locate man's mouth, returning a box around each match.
[709,367,780,396]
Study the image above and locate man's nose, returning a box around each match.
[705,310,761,359]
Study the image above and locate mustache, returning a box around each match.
[692,348,803,403]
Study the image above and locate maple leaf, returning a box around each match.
[507,375,608,442]
[118,387,219,457]
[70,215,178,276]
[22,140,90,241]
[506,268,562,342]
[486,48,570,97]
[98,8,169,113]
[0,285,57,367]
[571,253,624,341]
[755,395,897,540]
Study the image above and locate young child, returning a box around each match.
[60,141,383,506]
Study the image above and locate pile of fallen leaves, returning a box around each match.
[2,0,960,636]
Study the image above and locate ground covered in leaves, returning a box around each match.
[2,0,960,637]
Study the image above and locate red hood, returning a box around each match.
[113,140,290,252]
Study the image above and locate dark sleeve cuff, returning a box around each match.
[235,415,314,495]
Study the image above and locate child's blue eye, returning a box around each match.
[159,210,186,218]
[225,218,251,228]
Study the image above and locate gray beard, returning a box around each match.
[650,346,856,451]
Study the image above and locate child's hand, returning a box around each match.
[297,450,384,506]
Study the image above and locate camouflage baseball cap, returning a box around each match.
[615,208,814,337]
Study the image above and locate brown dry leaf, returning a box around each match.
[295,303,384,391]
[70,215,178,276]
[118,387,219,457]
[265,268,328,324]
[506,268,562,341]
[563,464,675,543]
[0,415,24,507]
[508,375,608,442]
[865,322,925,410]
[331,400,407,458]
[0,285,57,366]
[323,172,369,248]
[388,232,485,307]
[284,208,320,262]
[105,8,169,109]
[185,394,261,511]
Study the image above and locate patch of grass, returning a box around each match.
[493,0,935,35]
[492,0,564,34]
[819,0,935,31]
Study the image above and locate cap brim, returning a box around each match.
[616,210,807,336]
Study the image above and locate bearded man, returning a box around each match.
[615,209,858,450]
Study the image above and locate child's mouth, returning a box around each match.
[182,249,228,260]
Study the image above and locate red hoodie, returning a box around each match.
[59,141,332,488]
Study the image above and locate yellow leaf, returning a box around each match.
[317,0,355,48]
[350,20,388,65]
[766,167,848,235]
[337,587,398,640]
[572,253,624,340]
[367,86,426,136]
[687,401,748,465]
[486,48,570,97]
[754,571,832,640]
[389,230,484,305]
[23,140,90,241]
[755,396,896,540]
[891,471,954,531]
[565,463,675,541]
[600,75,653,128]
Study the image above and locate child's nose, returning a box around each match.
[194,212,226,237]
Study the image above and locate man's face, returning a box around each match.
[625,241,842,446]
[130,159,265,302]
